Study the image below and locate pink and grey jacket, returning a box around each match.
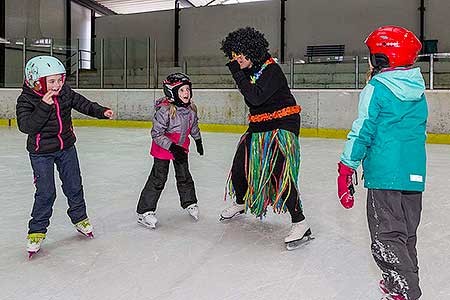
[150,97,201,160]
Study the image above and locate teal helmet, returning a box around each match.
[25,56,66,93]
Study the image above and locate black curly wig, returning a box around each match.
[220,27,270,68]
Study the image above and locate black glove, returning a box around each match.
[226,60,241,74]
[169,143,188,162]
[195,139,204,156]
[226,60,246,84]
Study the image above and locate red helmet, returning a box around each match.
[365,26,422,68]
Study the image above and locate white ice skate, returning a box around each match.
[26,233,46,259]
[137,211,158,229]
[285,220,314,251]
[219,202,245,221]
[75,218,94,238]
[186,204,199,221]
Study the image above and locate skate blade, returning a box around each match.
[219,210,244,221]
[190,215,199,221]
[137,220,156,229]
[77,229,94,238]
[285,234,315,251]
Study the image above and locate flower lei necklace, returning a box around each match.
[250,57,277,84]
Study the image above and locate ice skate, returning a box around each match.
[26,233,46,259]
[219,202,245,221]
[137,211,158,229]
[186,203,199,221]
[380,293,406,300]
[285,220,314,251]
[379,279,389,294]
[75,218,94,238]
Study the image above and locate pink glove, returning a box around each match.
[337,162,356,209]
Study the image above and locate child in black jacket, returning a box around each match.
[16,56,113,258]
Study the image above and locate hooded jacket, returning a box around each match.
[341,67,428,191]
[150,98,201,160]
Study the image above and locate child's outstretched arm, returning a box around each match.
[16,94,53,134]
[67,86,112,119]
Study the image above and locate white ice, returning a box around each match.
[0,127,449,300]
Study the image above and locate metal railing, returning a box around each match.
[282,53,450,89]
[2,36,450,90]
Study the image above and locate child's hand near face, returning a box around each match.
[42,90,55,105]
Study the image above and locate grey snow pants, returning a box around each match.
[367,189,422,300]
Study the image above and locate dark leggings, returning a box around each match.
[230,134,305,223]
[137,158,197,214]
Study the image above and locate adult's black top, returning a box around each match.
[227,59,300,135]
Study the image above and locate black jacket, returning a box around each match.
[228,60,300,135]
[16,84,109,154]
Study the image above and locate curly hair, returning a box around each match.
[220,27,270,67]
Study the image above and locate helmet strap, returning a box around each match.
[370,53,390,77]
[37,77,48,94]
[172,97,191,108]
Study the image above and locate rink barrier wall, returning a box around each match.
[1,88,450,144]
[2,118,450,144]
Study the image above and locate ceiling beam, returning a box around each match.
[179,0,196,7]
[72,0,117,15]
[208,0,229,5]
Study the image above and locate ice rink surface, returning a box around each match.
[1,127,449,300]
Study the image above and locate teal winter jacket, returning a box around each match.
[340,67,428,192]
